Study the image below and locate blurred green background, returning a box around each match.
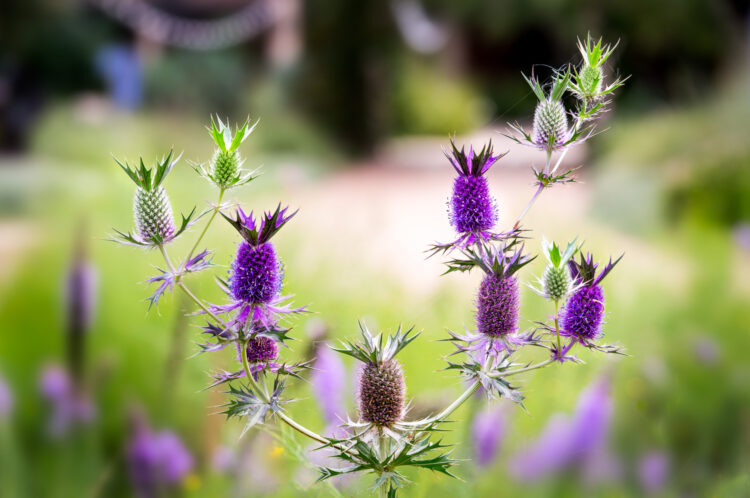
[1,0,750,496]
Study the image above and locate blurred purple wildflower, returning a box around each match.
[510,375,612,481]
[128,418,194,498]
[638,451,669,494]
[733,222,750,251]
[0,374,12,419]
[311,344,347,424]
[39,364,95,438]
[472,404,506,467]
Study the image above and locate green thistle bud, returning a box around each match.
[532,236,581,301]
[542,264,571,302]
[114,150,189,245]
[578,63,603,97]
[198,116,259,189]
[212,149,240,188]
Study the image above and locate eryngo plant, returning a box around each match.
[111,35,627,497]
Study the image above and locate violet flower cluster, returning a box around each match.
[111,35,627,498]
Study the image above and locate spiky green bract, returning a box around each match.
[196,116,260,189]
[334,322,418,366]
[532,237,582,301]
[115,149,179,192]
[112,151,197,246]
[317,431,459,497]
[443,241,535,277]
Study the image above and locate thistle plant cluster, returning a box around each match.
[112,35,627,497]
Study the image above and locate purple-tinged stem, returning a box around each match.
[514,183,545,229]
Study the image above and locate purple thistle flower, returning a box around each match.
[561,252,622,342]
[510,375,612,481]
[128,415,194,498]
[245,336,278,363]
[431,140,510,253]
[212,205,305,331]
[451,244,535,356]
[39,364,95,438]
[358,359,405,427]
[311,344,347,425]
[472,404,506,467]
[0,374,12,419]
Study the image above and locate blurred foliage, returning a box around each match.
[593,74,750,230]
[143,50,250,115]
[391,61,489,135]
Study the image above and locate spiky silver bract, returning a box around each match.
[195,116,260,189]
[569,35,627,120]
[113,150,196,246]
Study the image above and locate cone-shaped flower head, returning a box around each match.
[205,116,259,189]
[115,150,181,245]
[447,140,505,236]
[244,336,278,363]
[562,252,622,340]
[529,72,571,152]
[533,237,581,302]
[335,323,418,428]
[222,204,297,305]
[570,35,625,110]
[470,244,535,338]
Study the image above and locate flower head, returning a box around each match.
[39,364,95,438]
[113,150,196,247]
[506,70,591,154]
[431,140,510,253]
[336,323,417,429]
[569,35,627,118]
[531,237,581,302]
[211,205,305,331]
[561,252,622,341]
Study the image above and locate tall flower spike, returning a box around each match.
[430,140,514,255]
[196,116,260,189]
[561,252,623,342]
[531,237,581,302]
[506,70,591,153]
[335,323,417,429]
[211,205,305,332]
[113,150,196,246]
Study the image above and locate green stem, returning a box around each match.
[502,358,554,377]
[402,380,481,427]
[186,188,225,261]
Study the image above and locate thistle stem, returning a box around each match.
[554,300,562,354]
[502,358,554,376]
[237,339,345,451]
[186,188,225,261]
[514,183,545,229]
[401,380,481,427]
